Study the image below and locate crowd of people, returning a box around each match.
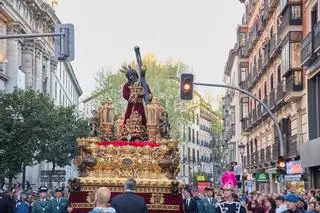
[182,186,320,213]
[1,175,320,213]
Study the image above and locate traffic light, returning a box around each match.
[277,156,286,175]
[180,73,194,100]
[54,24,75,62]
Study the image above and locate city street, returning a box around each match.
[1,0,320,213]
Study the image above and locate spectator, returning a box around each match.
[111,178,148,213]
[315,202,320,212]
[15,192,30,213]
[275,195,287,213]
[265,198,277,213]
[191,189,203,213]
[282,194,304,213]
[306,202,317,213]
[183,190,197,213]
[201,187,216,213]
[89,187,115,213]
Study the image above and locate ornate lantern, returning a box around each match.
[146,98,163,141]
[98,100,115,140]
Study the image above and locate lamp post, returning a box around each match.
[238,142,245,194]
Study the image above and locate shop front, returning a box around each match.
[285,160,305,194]
[255,172,270,192]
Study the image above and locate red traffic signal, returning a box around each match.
[277,156,286,175]
[180,73,194,100]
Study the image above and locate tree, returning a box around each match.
[94,55,191,139]
[211,100,225,185]
[0,89,54,192]
[35,106,90,188]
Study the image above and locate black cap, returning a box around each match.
[39,186,48,193]
[55,187,63,192]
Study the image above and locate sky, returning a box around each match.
[55,0,244,102]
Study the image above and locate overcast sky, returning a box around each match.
[55,0,244,100]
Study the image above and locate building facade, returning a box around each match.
[224,0,308,193]
[300,0,320,189]
[178,91,214,184]
[0,0,82,187]
[223,47,243,165]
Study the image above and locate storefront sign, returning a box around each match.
[286,160,303,175]
[255,172,269,183]
[197,181,211,193]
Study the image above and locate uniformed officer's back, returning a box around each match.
[0,191,15,213]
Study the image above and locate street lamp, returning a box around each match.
[238,142,245,194]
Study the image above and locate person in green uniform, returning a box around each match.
[51,187,72,213]
[32,186,52,213]
[200,187,217,213]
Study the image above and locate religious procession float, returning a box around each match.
[68,47,183,213]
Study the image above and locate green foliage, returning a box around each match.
[0,89,54,190]
[94,56,191,139]
[0,89,90,189]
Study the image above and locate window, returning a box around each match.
[308,73,320,140]
[196,131,199,144]
[264,82,267,98]
[270,74,274,90]
[183,165,185,176]
[188,148,191,161]
[196,114,199,125]
[192,129,195,143]
[282,42,290,75]
[290,42,301,69]
[311,4,318,30]
[197,150,200,162]
[277,66,282,83]
[291,5,302,20]
[192,149,196,162]
[188,127,191,141]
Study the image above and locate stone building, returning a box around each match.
[178,90,214,184]
[223,46,243,165]
[0,0,82,187]
[300,0,320,189]
[223,0,307,193]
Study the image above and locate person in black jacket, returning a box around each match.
[0,190,15,213]
[111,178,148,213]
[183,190,197,213]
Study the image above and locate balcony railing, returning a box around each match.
[266,145,271,162]
[314,21,320,52]
[264,0,278,20]
[276,81,285,103]
[263,42,270,65]
[285,70,303,100]
[260,148,265,164]
[301,31,313,66]
[269,89,276,109]
[239,46,249,58]
[278,4,302,38]
[262,98,268,116]
[270,35,278,57]
[287,134,299,158]
[252,109,257,124]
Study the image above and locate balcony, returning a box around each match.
[269,89,276,110]
[257,104,262,121]
[301,32,313,66]
[239,46,249,58]
[269,34,278,58]
[264,0,278,21]
[278,4,302,40]
[276,81,285,104]
[263,42,270,66]
[252,109,257,125]
[241,117,249,133]
[284,70,303,102]
[266,145,271,162]
[262,98,268,116]
[314,21,320,52]
[260,148,265,165]
[287,134,299,158]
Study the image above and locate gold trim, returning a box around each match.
[81,185,171,193]
[71,203,180,211]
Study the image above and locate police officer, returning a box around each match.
[31,186,52,213]
[51,187,72,213]
[15,192,30,213]
[200,187,217,213]
[0,189,15,213]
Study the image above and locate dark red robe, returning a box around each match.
[121,82,152,141]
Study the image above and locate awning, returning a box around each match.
[300,137,320,168]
